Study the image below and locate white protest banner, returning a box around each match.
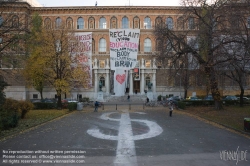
[72,32,92,88]
[109,29,140,70]
[114,69,126,96]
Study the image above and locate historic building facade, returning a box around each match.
[1,1,250,101]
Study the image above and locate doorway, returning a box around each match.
[133,81,140,94]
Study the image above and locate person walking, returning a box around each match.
[94,101,99,112]
[127,95,130,102]
[168,101,174,117]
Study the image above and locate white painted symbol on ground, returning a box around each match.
[87,110,163,166]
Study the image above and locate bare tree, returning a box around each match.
[154,0,249,109]
[217,0,250,106]
[0,1,30,100]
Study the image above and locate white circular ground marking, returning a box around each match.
[87,110,163,166]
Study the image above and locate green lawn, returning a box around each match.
[182,105,250,132]
[0,109,70,140]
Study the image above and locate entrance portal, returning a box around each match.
[133,81,140,94]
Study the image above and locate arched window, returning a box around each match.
[0,16,3,26]
[110,17,117,29]
[155,17,162,27]
[100,77,105,86]
[177,17,184,30]
[55,17,62,29]
[99,17,106,29]
[92,39,95,53]
[156,39,162,51]
[44,18,51,29]
[144,17,151,29]
[99,38,106,52]
[188,17,195,30]
[66,17,73,29]
[12,15,19,28]
[248,16,250,28]
[167,17,173,30]
[122,16,129,29]
[77,17,84,29]
[88,17,95,29]
[144,38,151,52]
[133,16,140,29]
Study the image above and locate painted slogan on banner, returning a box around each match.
[109,29,140,70]
[72,32,92,88]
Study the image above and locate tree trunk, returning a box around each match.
[39,90,43,100]
[57,92,62,109]
[184,89,188,99]
[239,86,244,107]
[206,66,223,110]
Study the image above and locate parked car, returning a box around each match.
[223,95,238,101]
[204,95,214,101]
[237,97,250,104]
[30,99,41,103]
[186,96,202,100]
[62,98,78,103]
[222,95,238,105]
[167,96,183,105]
[237,97,249,100]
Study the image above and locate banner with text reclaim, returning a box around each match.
[109,29,140,70]
[74,32,92,88]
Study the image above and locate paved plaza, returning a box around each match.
[0,106,249,166]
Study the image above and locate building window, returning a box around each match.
[55,17,62,29]
[156,39,161,51]
[0,16,3,26]
[66,17,73,29]
[77,17,84,29]
[33,94,38,99]
[122,16,129,29]
[247,16,250,28]
[144,17,151,29]
[99,60,105,68]
[177,17,184,30]
[100,77,105,86]
[133,17,140,29]
[89,17,95,29]
[145,60,151,68]
[166,40,172,51]
[188,17,195,30]
[12,15,19,28]
[110,17,117,29]
[44,18,51,29]
[167,17,173,30]
[0,75,4,81]
[155,17,162,27]
[99,17,106,29]
[92,39,95,53]
[144,38,151,52]
[99,38,106,52]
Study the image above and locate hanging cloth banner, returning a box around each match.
[114,69,126,96]
[109,29,140,70]
[72,32,92,88]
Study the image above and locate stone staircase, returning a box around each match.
[105,94,147,103]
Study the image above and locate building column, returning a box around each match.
[140,69,145,95]
[129,69,133,95]
[105,69,110,95]
[94,69,98,98]
[153,69,156,94]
